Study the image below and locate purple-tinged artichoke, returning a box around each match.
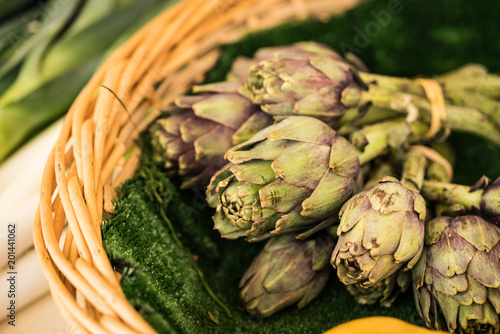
[239,232,334,318]
[239,42,365,125]
[228,43,336,82]
[206,116,362,240]
[331,176,426,287]
[412,215,500,333]
[150,81,272,188]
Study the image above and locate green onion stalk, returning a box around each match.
[0,0,181,163]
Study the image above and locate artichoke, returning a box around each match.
[206,116,361,240]
[412,215,500,333]
[239,42,365,125]
[150,81,272,188]
[239,232,334,318]
[346,270,411,307]
[331,176,426,287]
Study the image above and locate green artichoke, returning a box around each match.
[239,232,334,318]
[150,81,272,188]
[331,176,426,287]
[345,270,411,307]
[239,42,365,125]
[206,116,362,240]
[412,215,500,333]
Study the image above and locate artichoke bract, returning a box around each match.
[150,81,272,188]
[206,116,361,240]
[481,177,500,224]
[345,270,411,307]
[150,43,343,189]
[331,176,426,287]
[239,42,365,125]
[239,233,334,318]
[412,215,500,333]
[228,43,335,82]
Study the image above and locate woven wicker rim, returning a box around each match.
[33,0,362,332]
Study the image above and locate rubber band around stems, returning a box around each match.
[416,78,447,139]
[409,145,453,182]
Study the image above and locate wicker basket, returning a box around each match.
[33,0,363,332]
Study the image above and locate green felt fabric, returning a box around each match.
[102,0,500,332]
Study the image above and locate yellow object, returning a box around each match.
[323,317,447,334]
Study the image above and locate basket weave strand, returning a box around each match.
[34,0,363,332]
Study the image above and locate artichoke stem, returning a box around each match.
[335,106,401,135]
[441,75,500,99]
[444,104,500,147]
[359,65,500,98]
[445,89,500,127]
[425,142,455,183]
[354,119,412,166]
[409,92,500,147]
[358,72,425,96]
[426,161,452,184]
[358,85,417,115]
[361,67,500,100]
[436,63,489,82]
[362,162,397,191]
[359,82,500,148]
[421,181,483,210]
[400,150,428,191]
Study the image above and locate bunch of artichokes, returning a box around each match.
[150,41,500,331]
